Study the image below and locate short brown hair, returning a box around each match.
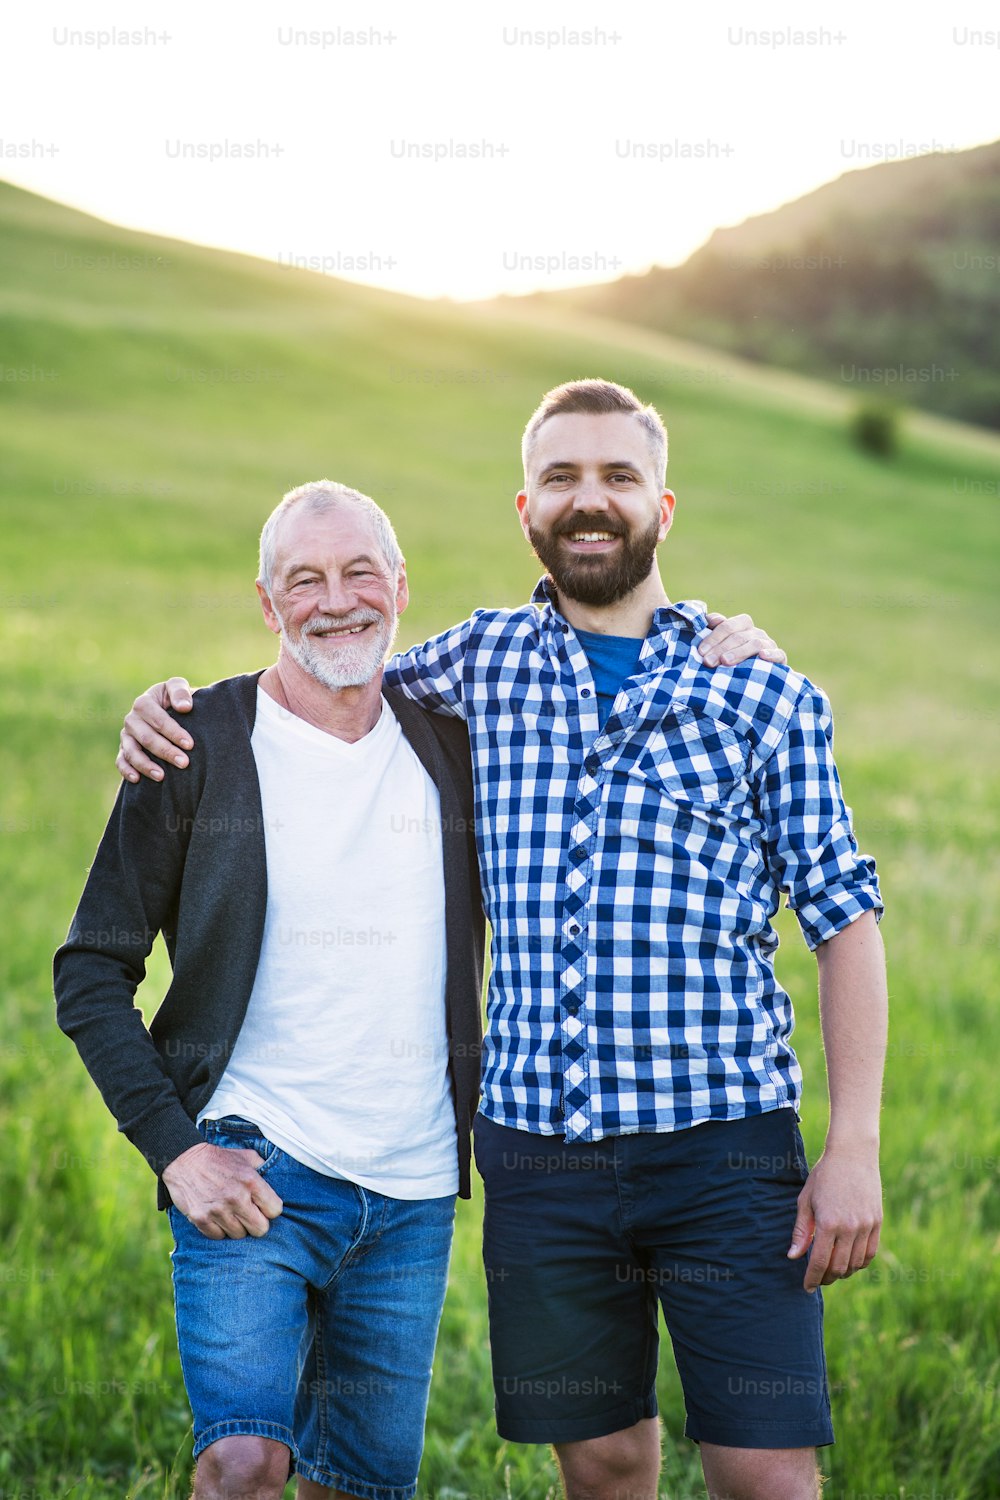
[521,378,667,483]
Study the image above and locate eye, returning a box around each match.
[546,472,573,484]
[610,472,637,483]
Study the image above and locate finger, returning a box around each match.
[709,613,753,637]
[251,1180,284,1221]
[116,748,141,785]
[119,732,167,782]
[190,1215,226,1240]
[847,1226,877,1275]
[238,1149,284,1221]
[165,677,195,712]
[861,1223,881,1269]
[235,1202,274,1238]
[819,1233,856,1285]
[123,708,191,765]
[698,615,752,663]
[717,632,777,666]
[727,634,782,667]
[825,1214,882,1282]
[701,632,765,667]
[704,612,726,627]
[787,1197,814,1261]
[192,1192,258,1239]
[715,632,753,664]
[216,1214,249,1240]
[129,691,194,750]
[218,1174,279,1237]
[803,1227,835,1293]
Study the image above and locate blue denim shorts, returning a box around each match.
[474,1107,834,1451]
[168,1116,456,1500]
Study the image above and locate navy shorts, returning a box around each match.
[473,1108,834,1450]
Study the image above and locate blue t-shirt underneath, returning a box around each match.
[574,628,645,728]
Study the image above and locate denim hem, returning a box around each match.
[294,1459,417,1500]
[192,1418,297,1461]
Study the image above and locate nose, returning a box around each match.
[315,574,358,615]
[571,474,609,512]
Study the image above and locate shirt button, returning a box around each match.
[568,922,581,936]
[584,755,599,774]
[581,687,593,697]
[565,1000,579,1015]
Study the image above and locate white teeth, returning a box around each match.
[570,532,615,543]
[316,624,367,637]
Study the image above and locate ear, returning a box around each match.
[257,580,282,638]
[515,489,531,541]
[395,559,409,616]
[659,490,677,541]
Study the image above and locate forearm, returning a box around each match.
[382,618,474,716]
[815,909,888,1151]
[55,966,201,1172]
[54,776,197,1173]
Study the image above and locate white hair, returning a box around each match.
[258,480,403,592]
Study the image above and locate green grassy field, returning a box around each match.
[1,179,998,1499]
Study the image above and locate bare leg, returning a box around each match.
[192,1435,290,1499]
[700,1443,820,1500]
[297,1477,362,1500]
[554,1416,661,1500]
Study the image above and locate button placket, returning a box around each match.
[558,757,601,1135]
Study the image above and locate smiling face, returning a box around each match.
[516,411,675,608]
[257,502,407,690]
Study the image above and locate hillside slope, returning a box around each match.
[516,140,1000,428]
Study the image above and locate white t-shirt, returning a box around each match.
[200,687,457,1199]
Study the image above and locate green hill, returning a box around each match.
[1,181,998,1498]
[516,140,1000,429]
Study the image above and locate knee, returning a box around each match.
[194,1435,290,1499]
[702,1444,819,1500]
[558,1419,661,1499]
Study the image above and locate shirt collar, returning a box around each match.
[530,575,709,641]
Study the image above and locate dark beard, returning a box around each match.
[528,513,661,607]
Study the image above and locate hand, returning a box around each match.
[787,1146,882,1292]
[162,1140,284,1239]
[117,677,196,782]
[699,612,787,668]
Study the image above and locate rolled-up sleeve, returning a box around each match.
[755,683,883,950]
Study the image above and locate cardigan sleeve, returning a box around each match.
[53,758,205,1176]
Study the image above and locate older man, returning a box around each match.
[55,483,485,1500]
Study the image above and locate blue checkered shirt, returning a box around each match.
[385,578,882,1140]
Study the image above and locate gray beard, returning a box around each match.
[277,608,397,690]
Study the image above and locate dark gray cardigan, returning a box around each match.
[54,673,485,1205]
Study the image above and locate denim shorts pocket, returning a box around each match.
[202,1115,283,1176]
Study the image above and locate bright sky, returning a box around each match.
[2,1,996,300]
